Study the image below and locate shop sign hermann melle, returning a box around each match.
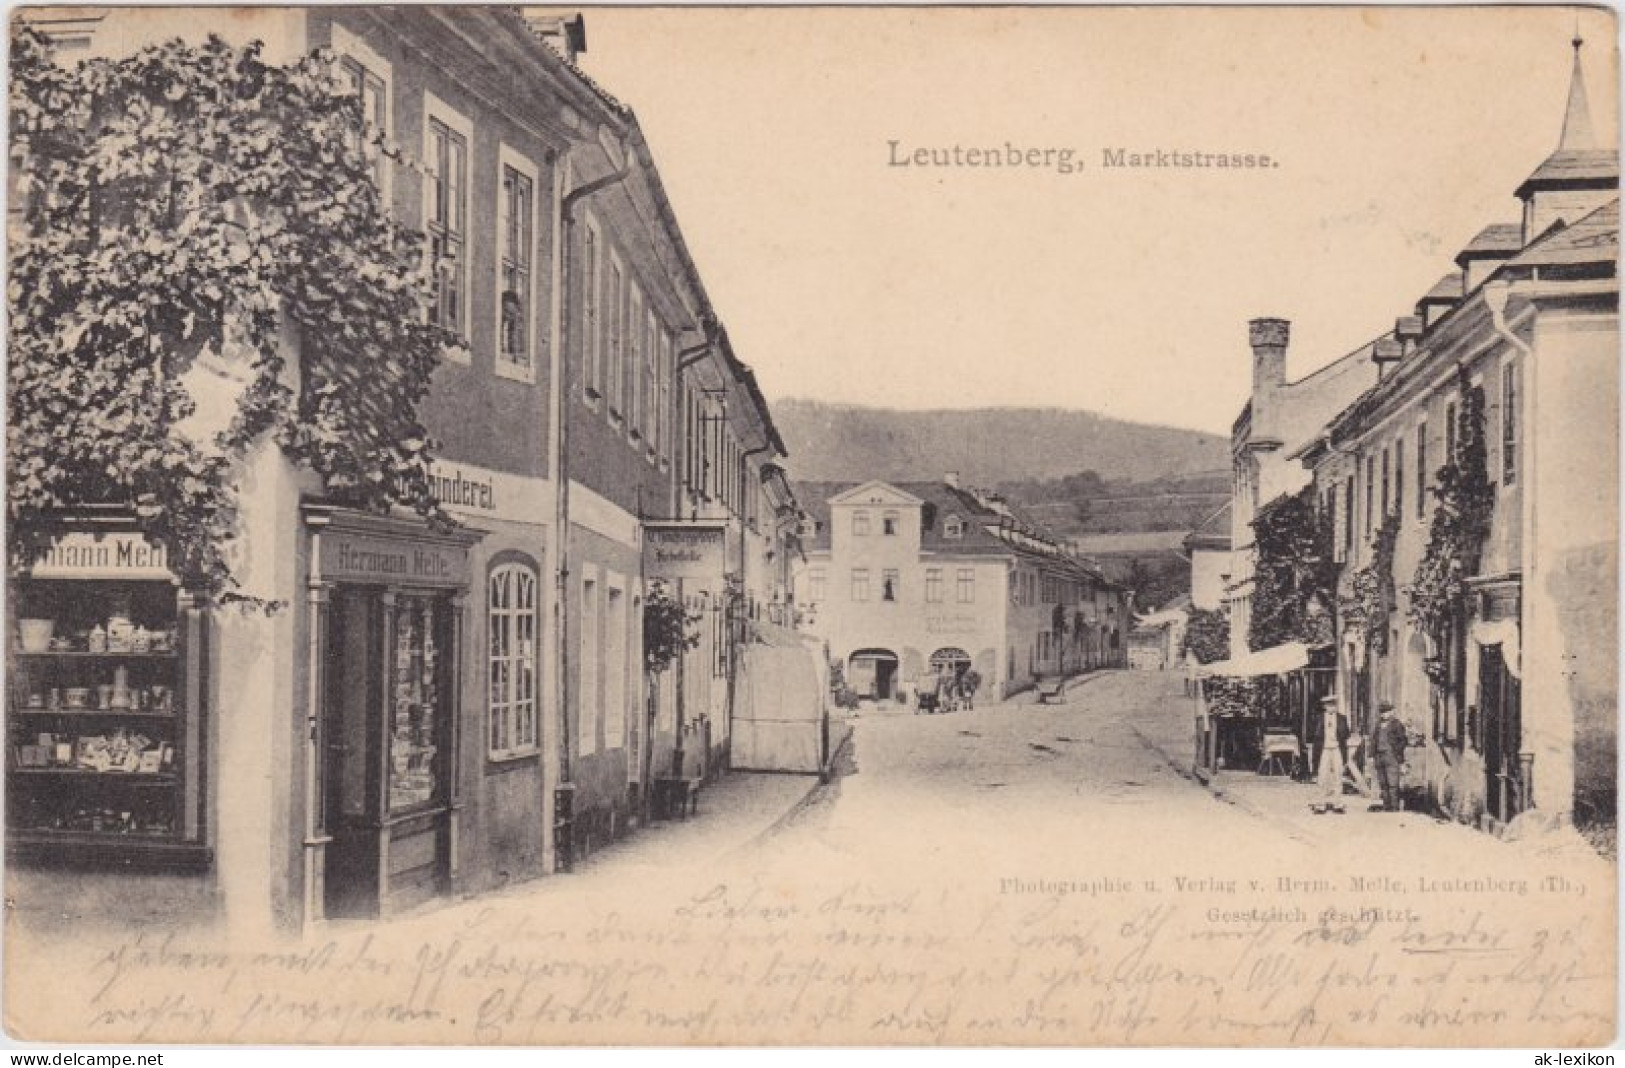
[323,534,470,588]
[30,531,173,580]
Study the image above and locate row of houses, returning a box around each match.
[1218,38,1616,834]
[8,8,804,936]
[792,475,1128,706]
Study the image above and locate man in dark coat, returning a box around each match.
[1372,702,1408,812]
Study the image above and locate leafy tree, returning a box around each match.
[643,582,700,674]
[8,27,457,601]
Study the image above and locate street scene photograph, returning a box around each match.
[2,3,1619,1055]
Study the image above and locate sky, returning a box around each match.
[571,5,1618,437]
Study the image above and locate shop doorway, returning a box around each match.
[322,587,454,920]
[929,647,971,686]
[1480,645,1523,823]
[848,649,899,701]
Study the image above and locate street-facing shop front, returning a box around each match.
[301,504,482,922]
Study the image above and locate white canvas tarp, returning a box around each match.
[731,621,829,773]
[1193,641,1311,678]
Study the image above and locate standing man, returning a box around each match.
[1313,694,1346,814]
[1373,702,1408,812]
[961,667,981,711]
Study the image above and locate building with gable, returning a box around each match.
[1231,37,1617,835]
[794,476,1126,705]
[7,7,799,939]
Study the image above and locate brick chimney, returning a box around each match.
[1248,318,1290,445]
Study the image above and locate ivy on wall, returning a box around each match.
[8,28,458,601]
[1342,511,1400,655]
[1248,483,1337,651]
[1405,367,1495,659]
[1182,607,1229,665]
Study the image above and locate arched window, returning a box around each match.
[489,561,540,759]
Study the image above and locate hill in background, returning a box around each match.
[772,399,1229,486]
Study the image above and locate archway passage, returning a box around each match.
[929,647,972,676]
[849,649,900,701]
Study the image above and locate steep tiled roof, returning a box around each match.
[793,479,1093,566]
[1502,198,1619,270]
[1514,148,1619,197]
[1454,223,1523,265]
[1419,271,1464,304]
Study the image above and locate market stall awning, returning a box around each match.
[1193,641,1310,678]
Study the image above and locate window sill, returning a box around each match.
[486,748,541,771]
[441,340,473,365]
[495,358,535,384]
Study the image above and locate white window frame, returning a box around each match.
[628,283,644,439]
[1502,361,1519,486]
[580,567,601,757]
[944,516,964,539]
[807,568,827,604]
[488,562,540,760]
[852,510,871,537]
[605,575,628,750]
[494,145,539,383]
[657,328,672,463]
[582,213,603,404]
[607,251,626,420]
[925,568,943,603]
[422,89,472,361]
[957,568,975,604]
[330,25,393,209]
[1415,420,1429,522]
[851,568,870,602]
[643,307,659,458]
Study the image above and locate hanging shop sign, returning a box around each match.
[28,531,172,581]
[644,523,727,583]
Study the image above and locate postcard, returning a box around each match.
[4,4,1617,1049]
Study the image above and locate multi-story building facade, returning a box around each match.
[562,130,794,844]
[8,7,795,936]
[1225,322,1380,658]
[1244,39,1617,834]
[1184,502,1232,613]
[794,477,1126,704]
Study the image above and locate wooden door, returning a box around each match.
[323,588,381,919]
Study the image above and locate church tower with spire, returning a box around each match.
[1514,33,1619,243]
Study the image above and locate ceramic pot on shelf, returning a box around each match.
[18,619,54,653]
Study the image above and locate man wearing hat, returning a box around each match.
[1372,703,1409,812]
